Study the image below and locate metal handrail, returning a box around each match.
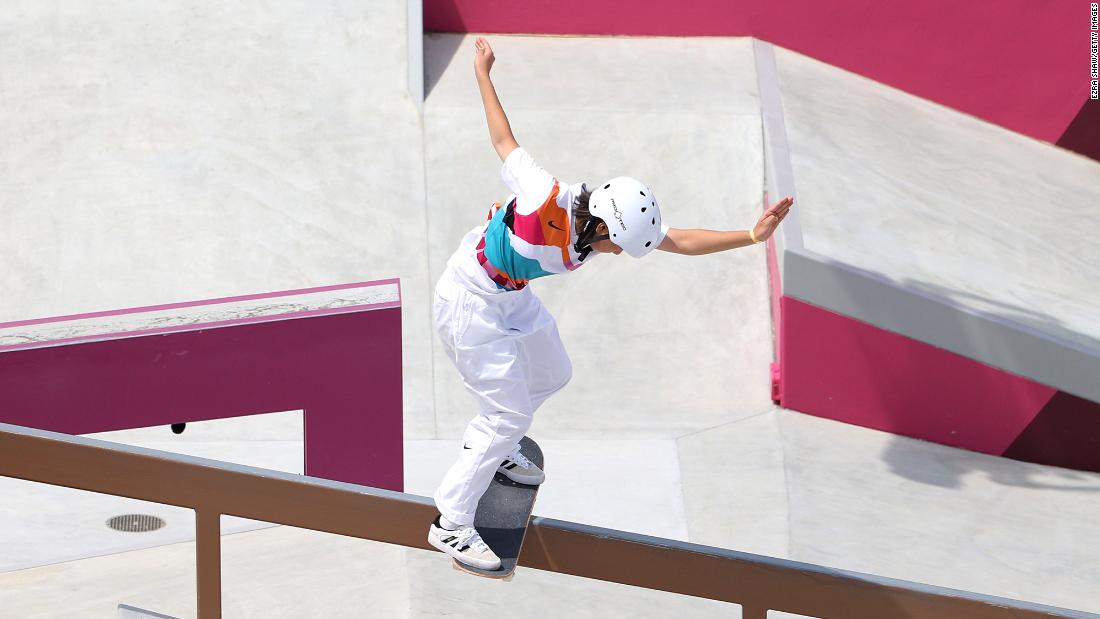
[1,422,1095,619]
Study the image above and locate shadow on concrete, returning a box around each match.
[813,260,1100,491]
[881,431,1100,493]
[423,32,466,101]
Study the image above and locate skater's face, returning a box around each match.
[590,222,623,255]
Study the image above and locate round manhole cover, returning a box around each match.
[107,514,166,533]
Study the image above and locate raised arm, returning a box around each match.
[657,197,794,255]
[474,38,519,162]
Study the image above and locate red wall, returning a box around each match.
[425,0,1096,155]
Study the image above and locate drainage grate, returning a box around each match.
[107,514,166,533]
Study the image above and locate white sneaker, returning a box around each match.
[497,443,545,485]
[427,517,501,570]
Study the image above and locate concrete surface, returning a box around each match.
[0,4,1097,617]
[680,409,1100,612]
[3,411,1099,616]
[0,0,434,439]
[406,439,691,540]
[0,525,738,619]
[0,281,399,349]
[0,412,304,572]
[425,34,772,440]
[777,48,1100,340]
[773,45,1100,400]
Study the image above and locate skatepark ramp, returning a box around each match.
[2,422,1093,619]
[754,40,1100,473]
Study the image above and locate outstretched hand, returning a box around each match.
[474,37,495,77]
[752,197,793,243]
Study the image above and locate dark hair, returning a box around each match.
[571,183,601,235]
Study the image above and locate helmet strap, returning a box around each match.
[573,217,605,261]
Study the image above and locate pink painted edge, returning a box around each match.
[763,191,784,403]
[0,278,402,330]
[762,192,782,363]
[0,301,403,354]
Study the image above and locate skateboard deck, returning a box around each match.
[452,436,543,580]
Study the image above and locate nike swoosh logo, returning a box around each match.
[548,220,565,232]
[463,444,471,449]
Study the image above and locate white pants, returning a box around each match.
[431,266,572,526]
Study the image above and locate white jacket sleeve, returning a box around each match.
[500,147,557,215]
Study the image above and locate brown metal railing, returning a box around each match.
[1,422,1095,619]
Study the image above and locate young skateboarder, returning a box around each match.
[427,37,793,570]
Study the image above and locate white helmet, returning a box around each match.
[588,177,663,258]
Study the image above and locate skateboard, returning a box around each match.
[451,436,543,580]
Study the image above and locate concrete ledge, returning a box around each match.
[0,280,404,490]
[754,38,1100,471]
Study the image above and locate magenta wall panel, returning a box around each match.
[424,0,1087,149]
[0,306,404,491]
[780,295,1100,472]
[781,296,1054,455]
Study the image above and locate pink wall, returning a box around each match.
[780,296,1100,472]
[781,296,1054,455]
[425,0,1092,149]
[0,307,405,491]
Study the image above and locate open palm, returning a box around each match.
[753,197,793,242]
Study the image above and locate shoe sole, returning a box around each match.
[427,527,501,571]
[497,467,545,486]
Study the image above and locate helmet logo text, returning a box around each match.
[610,198,626,231]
